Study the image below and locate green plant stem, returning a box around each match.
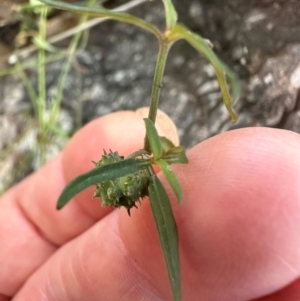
[144,41,170,152]
[17,62,38,113]
[39,0,163,42]
[48,0,97,127]
[36,5,49,166]
[79,0,105,49]
[37,6,48,132]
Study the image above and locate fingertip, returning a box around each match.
[135,107,180,146]
[178,127,300,299]
[254,278,300,301]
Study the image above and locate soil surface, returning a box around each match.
[0,0,300,191]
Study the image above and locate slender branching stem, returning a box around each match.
[39,0,163,43]
[37,6,48,132]
[144,40,170,152]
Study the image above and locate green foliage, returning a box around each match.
[169,24,239,122]
[148,166,181,301]
[58,118,187,212]
[161,0,178,30]
[0,0,101,170]
[156,159,183,203]
[93,151,149,215]
[34,1,241,300]
[57,156,150,209]
[57,118,186,301]
[144,118,186,203]
[144,118,163,160]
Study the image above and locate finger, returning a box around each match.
[0,293,10,301]
[253,277,300,300]
[120,127,300,300]
[12,128,300,301]
[13,210,167,301]
[9,112,147,245]
[0,109,178,297]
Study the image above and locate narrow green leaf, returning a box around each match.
[144,118,163,160]
[160,136,175,153]
[148,171,181,301]
[170,24,240,122]
[38,0,162,40]
[163,149,188,165]
[57,158,149,209]
[156,159,183,203]
[161,0,178,30]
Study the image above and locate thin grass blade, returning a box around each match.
[148,170,181,301]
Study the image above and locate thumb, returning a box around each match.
[0,109,177,297]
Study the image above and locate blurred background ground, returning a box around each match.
[0,0,300,192]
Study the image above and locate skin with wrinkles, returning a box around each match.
[0,110,300,300]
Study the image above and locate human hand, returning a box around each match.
[0,111,300,301]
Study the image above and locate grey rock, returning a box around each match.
[0,0,300,191]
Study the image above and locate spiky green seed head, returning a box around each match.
[93,151,149,215]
